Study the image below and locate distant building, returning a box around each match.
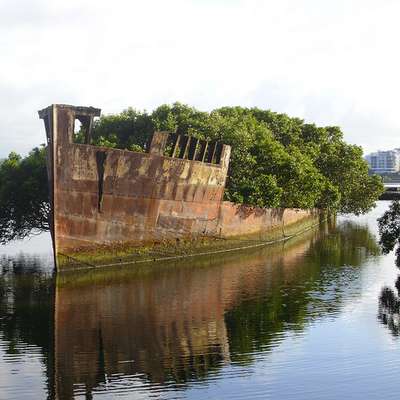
[365,150,400,174]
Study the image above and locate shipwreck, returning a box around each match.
[39,104,319,270]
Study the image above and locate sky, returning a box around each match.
[1,0,399,158]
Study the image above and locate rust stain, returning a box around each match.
[38,104,316,269]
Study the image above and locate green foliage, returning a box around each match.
[0,147,50,243]
[378,200,400,267]
[315,142,383,215]
[94,134,118,148]
[92,108,154,150]
[129,144,145,153]
[91,102,383,213]
[0,103,384,243]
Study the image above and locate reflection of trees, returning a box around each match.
[0,255,54,353]
[0,220,381,399]
[0,255,55,399]
[225,221,381,363]
[378,276,400,337]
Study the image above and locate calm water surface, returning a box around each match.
[1,202,399,399]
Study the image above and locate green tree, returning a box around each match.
[316,141,384,214]
[0,147,49,243]
[378,200,400,267]
[0,103,384,243]
[86,103,383,214]
[92,108,154,150]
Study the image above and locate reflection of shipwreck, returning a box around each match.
[39,104,317,269]
[54,230,320,398]
[0,219,379,399]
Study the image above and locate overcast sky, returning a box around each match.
[1,0,399,158]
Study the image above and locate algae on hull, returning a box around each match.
[39,104,321,270]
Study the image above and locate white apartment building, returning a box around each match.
[365,150,400,173]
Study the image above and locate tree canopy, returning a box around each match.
[0,103,384,242]
[0,147,49,243]
[90,103,383,212]
[378,200,400,268]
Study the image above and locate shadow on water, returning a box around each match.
[0,254,55,398]
[378,276,400,337]
[0,219,380,399]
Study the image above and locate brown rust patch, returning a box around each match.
[38,104,319,270]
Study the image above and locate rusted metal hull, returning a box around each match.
[39,104,318,270]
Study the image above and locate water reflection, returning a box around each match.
[378,276,400,337]
[0,254,55,399]
[0,220,381,399]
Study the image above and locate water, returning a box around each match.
[0,202,399,400]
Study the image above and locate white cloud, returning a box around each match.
[1,0,399,157]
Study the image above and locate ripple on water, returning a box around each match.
[1,203,400,399]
